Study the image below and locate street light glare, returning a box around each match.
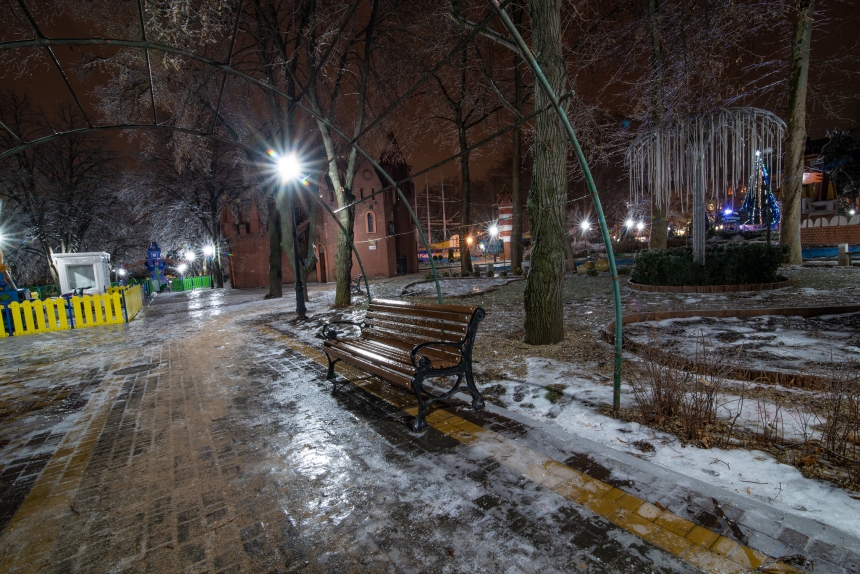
[636,222,645,231]
[177,263,188,273]
[203,245,215,256]
[118,268,127,276]
[184,250,196,261]
[489,225,499,237]
[625,219,634,228]
[580,220,591,231]
[277,154,302,181]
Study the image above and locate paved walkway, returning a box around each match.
[0,287,857,573]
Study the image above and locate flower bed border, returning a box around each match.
[627,277,793,293]
[603,304,860,390]
[401,277,524,299]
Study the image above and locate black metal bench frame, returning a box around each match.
[318,300,486,431]
[350,274,363,294]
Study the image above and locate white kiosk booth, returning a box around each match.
[52,252,112,296]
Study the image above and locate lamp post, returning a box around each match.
[277,154,307,318]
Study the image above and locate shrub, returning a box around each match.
[587,268,599,277]
[617,266,631,276]
[501,271,508,277]
[473,270,481,277]
[442,272,450,278]
[514,268,523,276]
[486,270,495,277]
[631,243,786,286]
[424,273,435,281]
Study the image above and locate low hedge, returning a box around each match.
[631,243,786,286]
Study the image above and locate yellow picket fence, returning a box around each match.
[1,286,143,337]
[69,292,125,328]
[6,298,73,335]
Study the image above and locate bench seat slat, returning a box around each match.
[365,312,470,336]
[367,299,478,315]
[324,345,414,389]
[342,337,461,368]
[362,333,463,361]
[364,323,464,345]
[367,304,473,325]
[325,340,417,376]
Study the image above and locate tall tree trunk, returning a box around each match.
[459,123,474,275]
[267,196,283,298]
[647,0,668,250]
[510,9,525,272]
[780,0,815,264]
[299,194,318,303]
[524,0,568,345]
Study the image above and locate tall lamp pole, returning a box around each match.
[277,154,307,318]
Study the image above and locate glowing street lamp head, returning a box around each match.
[580,220,591,232]
[177,263,188,274]
[850,209,857,216]
[184,250,196,262]
[636,221,645,231]
[203,244,215,257]
[625,219,634,229]
[276,154,302,181]
[118,268,127,277]
[489,225,499,237]
[466,236,473,245]
[724,208,733,216]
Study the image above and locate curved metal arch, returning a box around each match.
[0,35,444,303]
[0,122,373,301]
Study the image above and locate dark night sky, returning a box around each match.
[3,1,859,183]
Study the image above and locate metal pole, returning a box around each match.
[288,184,307,318]
[489,2,625,410]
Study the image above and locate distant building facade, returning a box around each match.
[221,139,418,289]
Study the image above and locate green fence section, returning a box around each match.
[171,275,212,292]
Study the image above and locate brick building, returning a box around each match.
[222,141,418,289]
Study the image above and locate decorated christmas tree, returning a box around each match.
[740,154,780,228]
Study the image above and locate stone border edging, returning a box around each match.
[603,304,860,390]
[627,277,792,293]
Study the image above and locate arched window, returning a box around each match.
[366,211,376,234]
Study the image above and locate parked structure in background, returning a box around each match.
[222,145,419,289]
[51,252,111,296]
[799,137,860,246]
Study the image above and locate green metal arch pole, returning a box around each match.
[0,37,443,302]
[488,2,624,410]
[0,122,374,303]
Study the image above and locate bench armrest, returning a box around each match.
[410,341,463,369]
[317,320,365,340]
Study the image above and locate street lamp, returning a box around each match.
[203,245,215,257]
[276,152,307,318]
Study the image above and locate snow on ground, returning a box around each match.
[624,313,860,378]
[478,358,860,539]
[402,277,521,298]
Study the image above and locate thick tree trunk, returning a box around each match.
[780,0,815,264]
[647,0,668,250]
[649,200,669,249]
[334,206,356,307]
[459,125,474,275]
[267,196,283,298]
[563,234,576,271]
[524,0,568,345]
[510,29,524,273]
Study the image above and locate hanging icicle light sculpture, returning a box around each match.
[626,108,786,263]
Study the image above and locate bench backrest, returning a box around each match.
[363,299,485,350]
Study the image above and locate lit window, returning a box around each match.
[366,211,376,234]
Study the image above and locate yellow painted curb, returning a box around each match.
[272,330,798,574]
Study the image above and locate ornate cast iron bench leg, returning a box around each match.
[325,355,340,380]
[465,368,484,411]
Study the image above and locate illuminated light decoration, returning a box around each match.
[580,220,591,232]
[636,222,645,231]
[724,209,733,216]
[184,250,196,261]
[625,219,634,228]
[177,263,188,274]
[466,236,473,245]
[118,268,127,276]
[489,225,499,237]
[739,157,780,228]
[850,210,857,216]
[276,154,301,181]
[203,245,215,257]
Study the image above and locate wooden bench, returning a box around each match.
[319,299,486,431]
